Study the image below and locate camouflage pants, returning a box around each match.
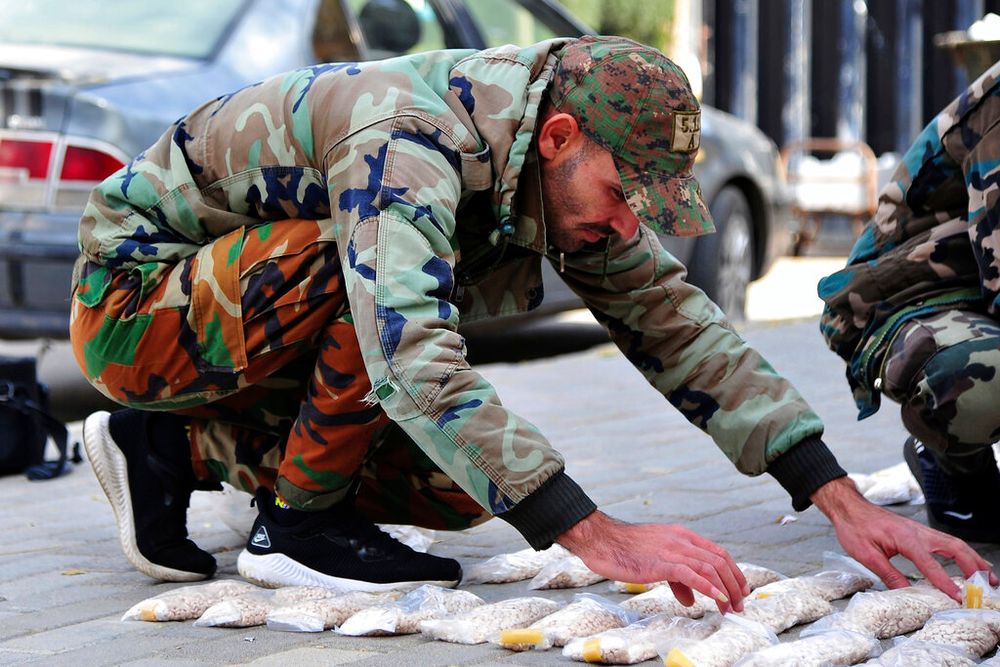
[881,309,1000,476]
[70,219,488,529]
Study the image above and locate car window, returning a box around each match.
[0,0,247,59]
[345,0,447,58]
[463,0,558,47]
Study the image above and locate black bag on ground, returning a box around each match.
[0,356,80,480]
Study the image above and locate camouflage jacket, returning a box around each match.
[75,39,829,545]
[818,61,1000,418]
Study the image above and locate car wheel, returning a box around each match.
[685,185,754,322]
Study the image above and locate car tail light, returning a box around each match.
[0,137,53,180]
[60,145,125,181]
[1,130,129,210]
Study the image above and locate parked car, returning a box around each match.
[0,0,791,339]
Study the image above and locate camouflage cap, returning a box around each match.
[550,36,714,237]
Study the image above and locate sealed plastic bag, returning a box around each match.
[734,628,879,666]
[265,590,399,633]
[562,614,717,664]
[528,554,606,590]
[609,562,783,596]
[752,553,876,602]
[620,583,714,619]
[753,570,873,602]
[863,638,977,666]
[121,579,259,622]
[826,584,959,638]
[419,596,560,644]
[271,585,340,605]
[494,593,638,650]
[193,590,275,628]
[463,544,569,584]
[909,608,1000,658]
[337,585,483,636]
[734,587,835,633]
[659,615,778,667]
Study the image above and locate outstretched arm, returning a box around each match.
[557,510,749,613]
[811,476,998,601]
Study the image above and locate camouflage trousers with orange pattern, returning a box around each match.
[70,219,488,530]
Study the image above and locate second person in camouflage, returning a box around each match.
[820,58,1000,546]
[71,36,994,606]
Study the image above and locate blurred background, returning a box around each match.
[2,0,999,421]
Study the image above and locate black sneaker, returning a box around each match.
[83,410,216,581]
[236,486,461,591]
[903,435,1000,543]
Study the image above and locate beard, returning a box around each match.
[541,154,590,253]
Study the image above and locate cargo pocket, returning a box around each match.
[191,226,247,372]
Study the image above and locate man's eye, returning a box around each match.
[612,188,626,201]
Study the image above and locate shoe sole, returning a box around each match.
[236,550,458,593]
[84,411,209,582]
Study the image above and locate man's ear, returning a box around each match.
[536,112,582,160]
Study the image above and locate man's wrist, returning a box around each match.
[810,476,866,521]
[556,508,606,553]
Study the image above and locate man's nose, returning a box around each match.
[609,211,640,239]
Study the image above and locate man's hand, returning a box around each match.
[811,476,998,601]
[556,510,749,613]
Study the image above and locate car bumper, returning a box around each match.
[0,209,78,339]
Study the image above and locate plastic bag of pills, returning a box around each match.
[494,593,639,650]
[193,591,275,628]
[609,562,784,596]
[528,554,606,590]
[620,583,714,619]
[419,596,561,644]
[659,615,778,667]
[121,579,260,622]
[337,585,483,636]
[562,614,717,664]
[463,544,570,584]
[734,628,879,666]
[265,590,399,633]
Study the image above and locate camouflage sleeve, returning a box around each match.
[955,100,1000,314]
[325,116,594,545]
[557,227,825,475]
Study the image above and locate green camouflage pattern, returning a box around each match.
[881,309,1000,471]
[819,58,1000,418]
[550,36,713,237]
[72,39,823,519]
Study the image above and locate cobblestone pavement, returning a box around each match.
[3,304,998,664]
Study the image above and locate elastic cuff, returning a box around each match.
[497,471,597,550]
[767,437,847,511]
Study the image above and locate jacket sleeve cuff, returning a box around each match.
[497,470,597,550]
[767,436,847,511]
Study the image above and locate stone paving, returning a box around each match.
[2,315,998,665]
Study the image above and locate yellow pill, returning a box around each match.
[500,628,544,646]
[755,592,771,599]
[582,638,603,662]
[622,582,652,594]
[665,648,694,667]
[965,584,983,609]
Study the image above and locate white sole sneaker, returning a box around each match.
[83,411,208,582]
[236,550,457,593]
